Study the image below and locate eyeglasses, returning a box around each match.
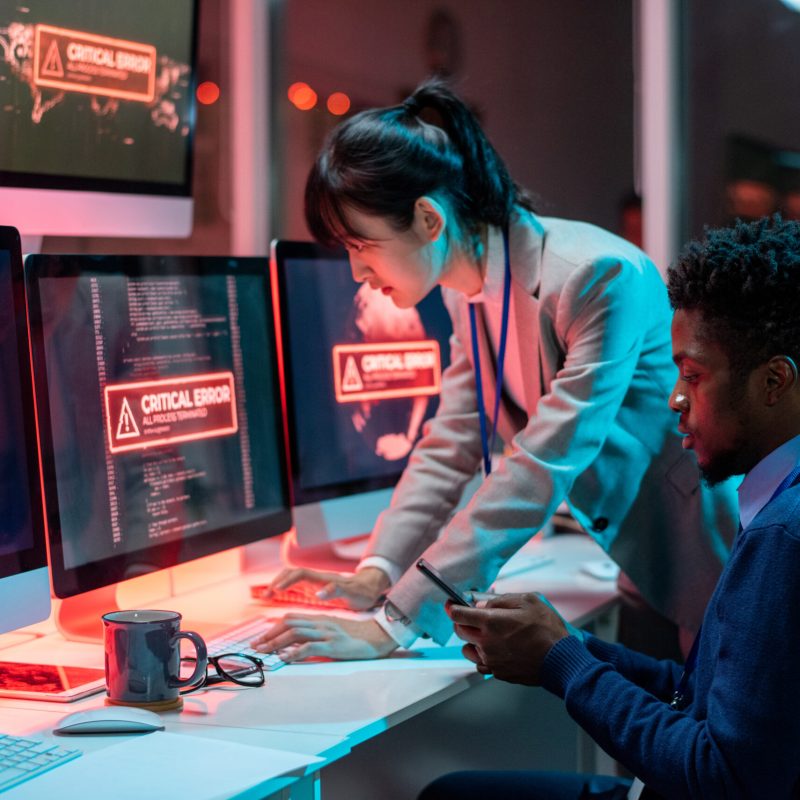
[180,653,265,694]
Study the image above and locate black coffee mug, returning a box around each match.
[102,609,207,708]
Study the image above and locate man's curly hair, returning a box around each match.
[667,215,800,377]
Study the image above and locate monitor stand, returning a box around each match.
[280,528,367,572]
[281,489,394,571]
[52,549,244,643]
[52,569,173,644]
[53,586,123,643]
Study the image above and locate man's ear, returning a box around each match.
[764,355,798,406]
[413,196,447,242]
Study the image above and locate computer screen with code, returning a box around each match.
[25,255,291,597]
[0,0,196,194]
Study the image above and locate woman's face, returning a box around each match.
[342,206,447,309]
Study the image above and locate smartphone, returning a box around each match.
[416,559,475,606]
[0,661,106,702]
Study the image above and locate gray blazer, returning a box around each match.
[364,210,738,645]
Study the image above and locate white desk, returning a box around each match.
[0,533,618,799]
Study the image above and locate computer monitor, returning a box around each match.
[24,254,292,630]
[270,240,454,560]
[0,0,197,238]
[0,226,50,635]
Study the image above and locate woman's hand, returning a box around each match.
[250,616,398,661]
[267,566,390,610]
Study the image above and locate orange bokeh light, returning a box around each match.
[288,81,317,111]
[196,81,220,105]
[327,92,351,116]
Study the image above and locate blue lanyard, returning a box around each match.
[468,225,511,477]
[670,461,800,710]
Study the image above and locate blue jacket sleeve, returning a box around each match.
[583,634,682,701]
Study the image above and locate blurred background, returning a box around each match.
[42,0,800,265]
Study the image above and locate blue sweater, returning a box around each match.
[541,484,800,798]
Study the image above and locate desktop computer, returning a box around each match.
[0,0,198,239]
[269,240,454,567]
[24,253,293,640]
[0,226,84,791]
[0,226,50,634]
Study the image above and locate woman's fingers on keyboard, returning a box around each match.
[271,568,341,591]
[250,615,329,652]
[317,581,342,600]
[284,642,327,662]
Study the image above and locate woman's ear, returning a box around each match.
[413,196,447,242]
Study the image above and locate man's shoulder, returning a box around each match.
[748,485,800,542]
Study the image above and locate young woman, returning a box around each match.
[253,79,737,661]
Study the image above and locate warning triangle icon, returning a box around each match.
[41,39,64,78]
[342,355,363,392]
[116,397,141,439]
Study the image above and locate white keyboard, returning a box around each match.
[0,733,80,793]
[207,617,287,672]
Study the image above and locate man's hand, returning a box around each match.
[447,593,570,686]
[266,566,390,610]
[250,615,398,661]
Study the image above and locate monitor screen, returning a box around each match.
[0,226,50,632]
[0,0,197,236]
[25,254,292,598]
[271,240,453,546]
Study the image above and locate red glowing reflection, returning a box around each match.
[288,81,317,111]
[196,81,220,105]
[327,92,350,116]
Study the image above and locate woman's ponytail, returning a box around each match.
[305,77,535,247]
[405,80,516,229]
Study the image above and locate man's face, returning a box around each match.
[669,309,763,485]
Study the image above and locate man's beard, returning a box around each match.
[699,435,752,487]
[700,453,743,487]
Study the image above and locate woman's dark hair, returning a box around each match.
[305,78,536,247]
[667,215,800,377]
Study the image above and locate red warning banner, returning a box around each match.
[33,24,156,103]
[104,373,238,454]
[332,340,442,403]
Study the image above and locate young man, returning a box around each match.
[430,216,800,799]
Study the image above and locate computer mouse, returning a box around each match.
[53,706,164,735]
[580,559,620,581]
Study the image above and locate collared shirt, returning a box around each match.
[738,433,800,530]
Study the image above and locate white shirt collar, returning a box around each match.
[738,433,800,530]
